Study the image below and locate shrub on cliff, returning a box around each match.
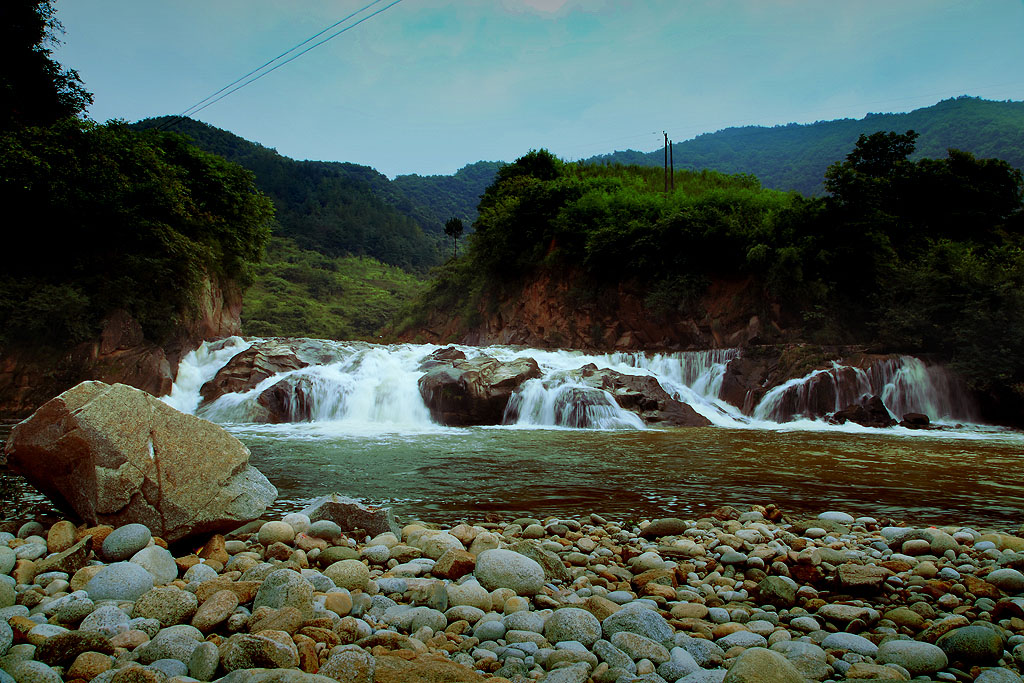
[0,119,274,345]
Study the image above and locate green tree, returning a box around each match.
[0,0,92,129]
[444,217,464,258]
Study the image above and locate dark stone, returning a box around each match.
[831,395,896,428]
[640,518,689,539]
[418,355,542,426]
[256,378,313,424]
[300,494,401,537]
[418,346,467,371]
[36,630,114,666]
[568,364,711,428]
[200,342,308,404]
[900,412,932,429]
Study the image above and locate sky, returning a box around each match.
[53,0,1024,178]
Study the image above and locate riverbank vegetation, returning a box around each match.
[242,237,425,339]
[400,138,1024,401]
[0,1,273,347]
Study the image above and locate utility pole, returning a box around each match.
[663,131,669,192]
[670,139,674,191]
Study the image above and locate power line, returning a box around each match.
[158,0,405,130]
[178,0,386,119]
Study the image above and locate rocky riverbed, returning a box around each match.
[1,505,1023,683]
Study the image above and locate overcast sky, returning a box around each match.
[53,0,1024,177]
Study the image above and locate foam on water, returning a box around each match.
[164,338,995,436]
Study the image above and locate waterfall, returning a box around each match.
[161,336,251,414]
[196,345,434,430]
[166,339,979,431]
[504,377,647,430]
[753,356,978,424]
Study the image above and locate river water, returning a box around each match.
[2,339,1022,530]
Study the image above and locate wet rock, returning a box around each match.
[300,494,401,537]
[418,354,542,426]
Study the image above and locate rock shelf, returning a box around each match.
[1,505,1022,683]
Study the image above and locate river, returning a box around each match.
[2,338,1022,530]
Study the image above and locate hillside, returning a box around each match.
[135,117,445,270]
[587,97,1024,195]
[394,141,1024,422]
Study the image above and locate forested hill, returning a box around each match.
[586,97,1024,196]
[135,117,496,270]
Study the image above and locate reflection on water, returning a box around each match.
[3,421,1023,530]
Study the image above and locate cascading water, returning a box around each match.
[164,339,981,432]
[504,377,646,429]
[753,355,978,424]
[196,344,435,430]
[161,336,251,414]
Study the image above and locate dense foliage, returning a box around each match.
[406,141,1024,400]
[392,161,502,230]
[242,237,424,339]
[135,117,454,271]
[0,1,274,349]
[0,0,91,129]
[587,97,1024,196]
[0,119,274,344]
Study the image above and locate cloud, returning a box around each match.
[500,0,611,17]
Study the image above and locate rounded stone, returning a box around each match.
[324,559,370,592]
[723,647,806,683]
[602,604,674,643]
[282,513,311,534]
[820,632,878,656]
[8,660,63,683]
[474,549,545,596]
[473,619,507,641]
[133,624,204,664]
[183,563,219,584]
[0,581,14,610]
[191,589,239,632]
[309,520,343,541]
[101,524,152,562]
[257,521,296,545]
[986,568,1024,594]
[79,604,131,637]
[188,640,220,681]
[252,569,315,615]
[85,562,154,602]
[818,511,855,524]
[876,639,949,676]
[936,625,1005,665]
[0,620,12,656]
[130,546,179,585]
[544,607,602,648]
[131,586,198,627]
[0,547,16,576]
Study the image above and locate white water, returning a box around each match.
[165,339,987,433]
[753,356,978,425]
[161,336,251,414]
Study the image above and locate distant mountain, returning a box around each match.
[586,96,1024,195]
[393,160,503,230]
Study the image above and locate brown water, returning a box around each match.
[3,422,1022,530]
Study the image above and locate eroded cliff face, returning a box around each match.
[403,271,798,352]
[0,274,243,418]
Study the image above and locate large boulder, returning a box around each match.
[418,355,542,426]
[570,364,710,427]
[3,381,277,542]
[831,395,897,428]
[200,342,309,404]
